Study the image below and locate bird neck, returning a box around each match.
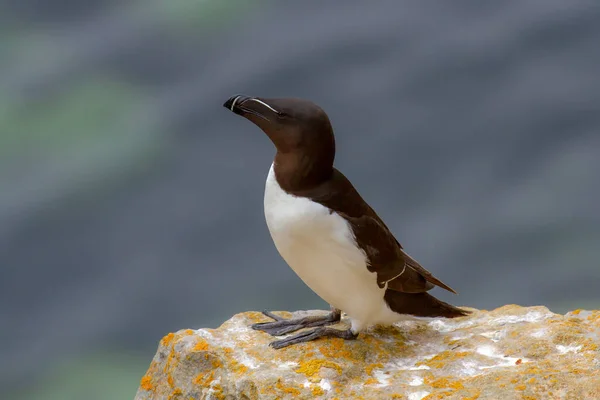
[273,150,334,193]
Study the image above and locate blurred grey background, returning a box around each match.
[1,0,599,398]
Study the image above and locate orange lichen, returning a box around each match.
[140,375,154,391]
[229,359,248,375]
[364,377,378,385]
[275,379,301,395]
[211,358,222,369]
[366,363,384,376]
[163,343,180,374]
[416,351,469,369]
[572,309,582,315]
[312,386,325,396]
[193,371,214,386]
[296,359,342,377]
[515,358,523,365]
[193,339,209,351]
[318,338,356,360]
[390,395,404,399]
[168,388,182,399]
[260,384,275,395]
[209,383,226,400]
[524,366,542,374]
[424,376,464,390]
[516,384,526,391]
[462,390,481,400]
[161,332,175,346]
[583,342,598,352]
[167,374,174,387]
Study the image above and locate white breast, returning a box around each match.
[263,163,401,331]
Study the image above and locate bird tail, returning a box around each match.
[384,290,470,318]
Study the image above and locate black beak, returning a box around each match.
[223,94,251,116]
[223,94,278,121]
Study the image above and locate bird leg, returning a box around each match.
[269,326,358,349]
[251,307,341,336]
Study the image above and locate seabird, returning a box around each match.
[223,95,469,349]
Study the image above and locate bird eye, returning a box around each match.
[277,111,289,118]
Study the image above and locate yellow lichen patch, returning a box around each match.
[161,332,175,346]
[462,389,481,400]
[416,351,469,369]
[424,375,465,390]
[312,386,325,396]
[572,309,582,315]
[209,383,226,400]
[366,363,384,376]
[581,339,598,352]
[318,338,356,360]
[167,374,174,387]
[183,329,195,336]
[553,331,583,345]
[193,339,209,352]
[516,384,526,391]
[211,357,222,369]
[360,332,395,359]
[164,341,181,374]
[168,388,182,399]
[524,366,542,374]
[275,379,301,396]
[229,359,249,375]
[193,371,214,387]
[587,311,600,324]
[245,311,273,322]
[390,395,404,399]
[364,377,378,385]
[140,375,154,391]
[245,348,264,362]
[296,359,342,377]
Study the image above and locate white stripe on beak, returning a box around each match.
[249,98,279,114]
[229,96,241,111]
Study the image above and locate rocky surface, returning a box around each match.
[135,305,599,400]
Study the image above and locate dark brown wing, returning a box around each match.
[340,213,457,294]
[295,168,457,295]
[399,248,457,294]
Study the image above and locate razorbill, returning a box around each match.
[223,95,469,349]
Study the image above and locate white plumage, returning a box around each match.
[263,163,401,332]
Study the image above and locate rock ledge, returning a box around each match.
[135,305,599,399]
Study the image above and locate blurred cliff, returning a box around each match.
[1,1,599,399]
